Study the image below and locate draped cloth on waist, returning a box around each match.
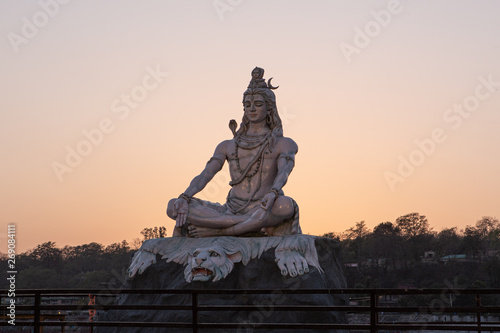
[189,195,261,216]
[188,192,301,237]
[226,195,262,215]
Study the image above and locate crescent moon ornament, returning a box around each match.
[267,78,279,90]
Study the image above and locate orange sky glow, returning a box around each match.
[1,1,499,252]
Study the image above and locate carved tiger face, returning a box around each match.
[184,246,242,282]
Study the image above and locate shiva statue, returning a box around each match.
[167,67,301,238]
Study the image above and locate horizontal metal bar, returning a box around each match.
[2,320,500,330]
[197,323,370,329]
[2,288,500,331]
[7,304,500,313]
[0,321,193,328]
[376,324,500,331]
[15,304,192,311]
[196,305,364,312]
[379,321,500,324]
[0,321,368,329]
[3,288,500,295]
[376,306,500,313]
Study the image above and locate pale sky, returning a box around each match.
[1,0,499,252]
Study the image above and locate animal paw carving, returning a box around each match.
[127,250,156,279]
[275,250,309,277]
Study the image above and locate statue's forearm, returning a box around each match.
[272,173,288,191]
[183,174,210,197]
[183,159,223,197]
[271,160,294,191]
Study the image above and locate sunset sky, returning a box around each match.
[1,0,499,252]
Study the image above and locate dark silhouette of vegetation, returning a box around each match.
[1,218,498,292]
[140,226,167,240]
[0,240,133,289]
[324,214,500,290]
[0,227,168,289]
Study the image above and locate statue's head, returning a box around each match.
[235,67,283,142]
[251,66,264,80]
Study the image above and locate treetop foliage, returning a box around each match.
[0,226,167,289]
[323,214,500,289]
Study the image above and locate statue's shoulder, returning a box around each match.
[275,136,298,154]
[215,139,235,154]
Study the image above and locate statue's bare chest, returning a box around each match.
[228,144,276,163]
[227,143,278,177]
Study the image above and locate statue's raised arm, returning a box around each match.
[167,142,227,231]
[166,67,301,237]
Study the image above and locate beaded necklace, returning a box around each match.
[230,133,270,192]
[235,146,262,179]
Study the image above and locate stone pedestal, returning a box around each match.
[97,235,347,333]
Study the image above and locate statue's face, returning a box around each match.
[252,69,261,79]
[244,94,268,124]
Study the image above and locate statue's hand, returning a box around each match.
[275,250,309,277]
[174,198,189,227]
[258,192,276,221]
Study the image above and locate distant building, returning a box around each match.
[439,254,469,263]
[421,251,436,263]
[344,262,358,268]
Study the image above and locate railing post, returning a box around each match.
[475,293,481,333]
[370,291,378,333]
[34,291,41,333]
[89,293,96,333]
[192,291,198,333]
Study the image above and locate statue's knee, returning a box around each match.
[166,199,177,218]
[272,196,294,219]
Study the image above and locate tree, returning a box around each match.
[64,243,104,272]
[463,226,483,260]
[71,270,113,289]
[105,240,130,255]
[342,221,371,264]
[103,240,134,275]
[344,221,370,240]
[141,226,167,240]
[396,213,430,239]
[476,216,499,235]
[26,241,63,271]
[18,267,63,289]
[436,227,463,257]
[371,222,401,274]
[463,216,500,260]
[396,213,431,263]
[477,217,500,255]
[321,232,341,241]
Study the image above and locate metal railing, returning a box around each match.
[1,288,500,332]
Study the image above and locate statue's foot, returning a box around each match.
[188,225,223,238]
